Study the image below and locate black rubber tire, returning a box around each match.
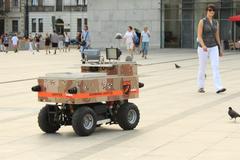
[117,103,140,130]
[72,107,97,136]
[38,105,61,133]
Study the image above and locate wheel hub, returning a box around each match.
[128,109,137,124]
[83,114,94,130]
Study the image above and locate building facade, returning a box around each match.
[161,0,240,48]
[28,0,88,38]
[88,0,161,48]
[0,0,26,35]
[88,0,240,48]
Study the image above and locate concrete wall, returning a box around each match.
[88,0,161,48]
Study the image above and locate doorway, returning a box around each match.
[55,19,64,34]
[0,19,4,35]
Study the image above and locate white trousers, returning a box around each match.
[197,46,223,91]
[29,42,33,52]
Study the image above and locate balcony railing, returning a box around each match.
[64,5,87,12]
[29,6,54,12]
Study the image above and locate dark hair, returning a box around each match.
[206,4,216,11]
[128,26,133,30]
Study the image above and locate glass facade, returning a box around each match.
[160,0,240,48]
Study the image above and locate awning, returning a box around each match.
[228,15,240,22]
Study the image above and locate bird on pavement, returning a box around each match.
[175,63,181,69]
[228,107,240,121]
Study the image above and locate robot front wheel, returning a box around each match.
[72,107,97,136]
[117,103,140,130]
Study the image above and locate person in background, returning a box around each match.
[58,33,64,52]
[51,30,59,54]
[64,32,70,52]
[123,26,135,58]
[0,35,3,52]
[3,33,9,53]
[197,4,226,94]
[133,28,141,54]
[34,34,40,52]
[28,34,34,54]
[11,33,19,53]
[140,27,151,59]
[45,33,51,54]
[80,25,91,54]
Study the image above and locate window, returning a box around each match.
[32,19,36,32]
[56,0,62,11]
[77,19,82,32]
[32,0,38,6]
[38,19,43,32]
[0,0,3,8]
[76,0,80,5]
[12,20,18,32]
[83,0,87,5]
[84,18,88,25]
[38,0,43,6]
[12,0,18,7]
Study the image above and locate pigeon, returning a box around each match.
[228,107,240,120]
[175,63,181,69]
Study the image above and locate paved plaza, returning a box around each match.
[0,48,240,160]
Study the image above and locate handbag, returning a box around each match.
[80,40,86,46]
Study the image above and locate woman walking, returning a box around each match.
[3,33,9,53]
[123,26,135,58]
[28,34,34,54]
[45,33,51,54]
[197,4,226,94]
[64,32,70,52]
[140,27,151,59]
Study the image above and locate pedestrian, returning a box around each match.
[58,33,64,52]
[140,27,151,59]
[123,26,135,58]
[0,35,3,52]
[197,4,226,94]
[11,33,19,53]
[64,32,70,52]
[28,34,34,54]
[80,25,90,55]
[3,33,9,53]
[34,34,40,52]
[45,33,51,54]
[51,30,59,54]
[133,28,141,54]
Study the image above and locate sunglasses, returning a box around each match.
[208,9,215,12]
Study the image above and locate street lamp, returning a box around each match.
[25,0,29,36]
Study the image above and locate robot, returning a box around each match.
[32,48,144,136]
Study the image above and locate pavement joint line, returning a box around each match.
[0,53,238,84]
[0,91,31,98]
[134,115,225,160]
[57,91,240,160]
[0,113,36,124]
[0,78,37,84]
[138,53,238,67]
[189,132,232,160]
